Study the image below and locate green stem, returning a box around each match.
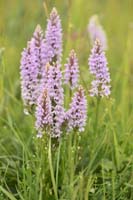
[48,138,58,200]
[94,97,100,134]
[67,132,74,197]
[70,88,72,100]
[56,138,62,190]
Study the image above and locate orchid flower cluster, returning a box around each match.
[88,15,108,50]
[88,39,111,97]
[20,8,111,138]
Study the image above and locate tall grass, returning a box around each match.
[0,0,133,199]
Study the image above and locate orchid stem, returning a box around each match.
[94,97,100,134]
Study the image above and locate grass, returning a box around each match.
[0,0,133,199]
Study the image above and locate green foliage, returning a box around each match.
[0,0,133,199]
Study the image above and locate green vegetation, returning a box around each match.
[0,0,132,199]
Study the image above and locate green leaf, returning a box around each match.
[0,186,17,200]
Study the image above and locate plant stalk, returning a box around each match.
[94,97,100,134]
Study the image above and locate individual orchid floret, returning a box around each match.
[88,15,108,50]
[35,89,53,138]
[66,87,87,132]
[20,25,44,108]
[43,7,62,65]
[64,49,79,89]
[88,39,111,97]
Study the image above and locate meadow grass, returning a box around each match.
[0,0,133,199]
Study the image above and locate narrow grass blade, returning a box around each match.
[0,186,17,200]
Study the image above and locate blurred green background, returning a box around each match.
[0,0,133,139]
[0,1,133,199]
[0,0,132,116]
[0,0,133,81]
[0,0,133,138]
